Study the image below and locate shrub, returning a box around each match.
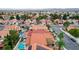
[68,29,79,38]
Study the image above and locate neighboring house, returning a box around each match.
[2,15,10,20]
[0,30,9,38]
[0,25,20,40]
[24,19,31,26]
[0,20,9,25]
[40,19,46,25]
[54,19,63,24]
[3,20,9,25]
[40,19,52,25]
[0,25,20,49]
[0,25,20,38]
[17,20,24,24]
[0,20,4,24]
[9,19,18,25]
[0,30,9,49]
[4,25,21,31]
[75,20,79,24]
[30,25,48,30]
[31,19,37,24]
[63,20,68,23]
[67,24,77,31]
[46,19,52,25]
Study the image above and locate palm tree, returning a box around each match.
[63,21,70,30]
[57,39,64,50]
[3,35,13,50]
[3,30,19,50]
[57,32,64,50]
[58,32,64,39]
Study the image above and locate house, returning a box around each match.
[46,19,52,25]
[63,20,68,23]
[4,25,21,31]
[40,19,52,25]
[3,20,9,25]
[30,25,48,30]
[31,19,37,24]
[9,19,18,25]
[67,24,77,31]
[40,19,46,25]
[0,30,9,38]
[0,20,9,25]
[0,25,20,38]
[0,20,4,24]
[0,25,20,49]
[17,20,24,24]
[24,19,31,26]
[25,25,55,50]
[54,19,63,24]
[75,20,79,24]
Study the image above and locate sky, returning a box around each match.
[0,0,79,9]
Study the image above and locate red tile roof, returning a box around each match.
[9,19,17,23]
[26,25,55,48]
[4,25,21,30]
[31,25,48,30]
[0,30,9,37]
[67,24,77,31]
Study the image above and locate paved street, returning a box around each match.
[51,25,63,34]
[51,24,79,50]
[64,34,79,50]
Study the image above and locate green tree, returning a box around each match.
[57,38,64,50]
[10,15,15,20]
[58,32,64,39]
[50,13,61,19]
[3,35,13,50]
[32,13,37,16]
[49,13,61,22]
[0,16,4,20]
[62,14,68,20]
[3,30,19,50]
[74,15,79,19]
[56,32,65,50]
[16,14,20,20]
[36,15,47,20]
[36,15,47,24]
[63,21,70,29]
[20,14,26,21]
[46,38,54,47]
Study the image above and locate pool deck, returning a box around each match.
[13,38,22,50]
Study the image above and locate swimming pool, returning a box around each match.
[18,42,25,50]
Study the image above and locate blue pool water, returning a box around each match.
[18,42,25,50]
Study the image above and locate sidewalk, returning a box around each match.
[60,28,79,45]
